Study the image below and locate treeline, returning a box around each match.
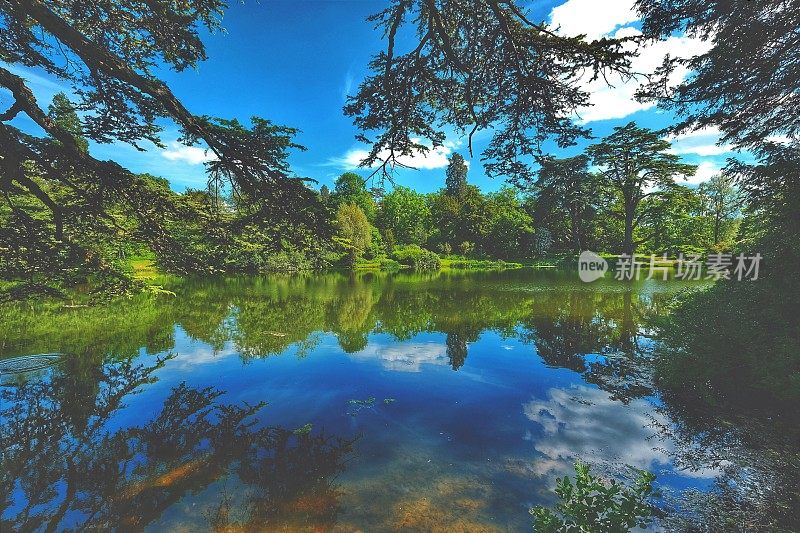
[0,95,748,299]
[326,122,744,270]
[0,92,331,299]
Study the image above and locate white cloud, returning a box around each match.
[4,63,69,94]
[168,343,240,370]
[161,141,217,165]
[574,29,712,123]
[685,160,721,185]
[766,134,794,145]
[665,126,734,156]
[523,386,719,479]
[330,137,465,171]
[548,1,713,124]
[549,0,638,40]
[341,71,355,102]
[350,341,448,372]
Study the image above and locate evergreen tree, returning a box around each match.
[588,123,696,254]
[346,0,634,183]
[47,93,88,153]
[445,153,468,197]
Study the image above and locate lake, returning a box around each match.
[1,270,797,531]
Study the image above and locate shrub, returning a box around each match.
[378,257,401,271]
[391,244,441,270]
[530,462,656,532]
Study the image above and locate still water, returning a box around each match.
[0,270,796,531]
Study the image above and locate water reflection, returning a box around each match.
[0,355,353,531]
[1,270,797,530]
[0,271,668,380]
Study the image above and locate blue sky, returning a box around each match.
[4,0,737,193]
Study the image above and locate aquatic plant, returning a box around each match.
[530,462,656,532]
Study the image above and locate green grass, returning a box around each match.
[126,256,161,281]
[440,257,522,270]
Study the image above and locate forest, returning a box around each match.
[0,100,751,293]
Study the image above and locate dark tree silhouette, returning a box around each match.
[636,0,800,150]
[0,357,354,531]
[346,0,636,182]
[0,0,324,277]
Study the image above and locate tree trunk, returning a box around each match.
[623,199,636,255]
[570,210,583,252]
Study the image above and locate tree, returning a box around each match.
[0,0,323,284]
[636,0,800,151]
[377,186,431,245]
[698,175,743,246]
[533,155,603,252]
[428,185,489,252]
[335,203,371,268]
[636,0,800,265]
[331,172,377,220]
[641,184,705,255]
[588,123,696,254]
[47,92,88,153]
[319,184,331,203]
[445,153,468,197]
[483,187,533,257]
[346,0,635,182]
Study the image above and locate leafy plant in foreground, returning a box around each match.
[530,462,657,532]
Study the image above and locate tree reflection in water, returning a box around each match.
[2,271,798,529]
[0,356,353,531]
[651,395,800,531]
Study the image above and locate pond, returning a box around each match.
[1,270,798,531]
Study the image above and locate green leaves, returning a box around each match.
[531,462,657,533]
[587,122,697,254]
[336,203,372,268]
[347,0,636,183]
[636,0,800,150]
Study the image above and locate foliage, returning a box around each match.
[365,225,385,260]
[377,186,431,245]
[445,153,469,197]
[391,244,441,271]
[330,172,377,220]
[636,0,799,151]
[0,1,326,296]
[588,122,697,254]
[483,187,534,257]
[532,155,605,252]
[382,227,396,255]
[656,278,800,408]
[346,0,634,182]
[336,203,372,268]
[697,174,744,248]
[530,462,657,533]
[428,185,483,251]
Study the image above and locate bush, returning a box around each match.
[379,257,401,271]
[530,462,656,532]
[391,244,441,270]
